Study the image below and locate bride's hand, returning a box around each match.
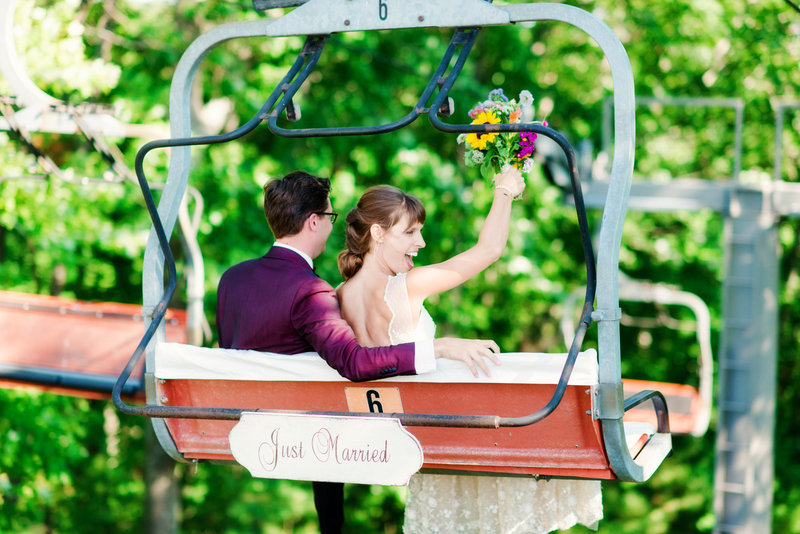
[492,166,525,199]
[433,337,501,377]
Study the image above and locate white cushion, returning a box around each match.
[154,342,598,386]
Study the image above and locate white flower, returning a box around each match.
[471,151,485,164]
[457,133,467,144]
[522,158,534,173]
[519,91,535,122]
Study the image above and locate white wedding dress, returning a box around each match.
[384,273,603,534]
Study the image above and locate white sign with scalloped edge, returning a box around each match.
[229,412,423,486]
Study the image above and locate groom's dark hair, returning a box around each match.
[264,170,331,238]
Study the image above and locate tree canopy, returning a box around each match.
[1,0,800,532]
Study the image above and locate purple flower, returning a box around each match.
[488,88,509,102]
[518,132,537,159]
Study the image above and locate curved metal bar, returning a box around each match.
[495,2,645,481]
[425,32,597,425]
[178,187,207,345]
[117,10,595,429]
[117,127,596,427]
[267,29,479,138]
[115,41,596,428]
[112,36,326,416]
[117,121,595,429]
[624,389,670,434]
[0,0,60,108]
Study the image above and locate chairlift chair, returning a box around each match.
[0,0,206,399]
[0,291,186,400]
[0,129,204,399]
[113,0,672,485]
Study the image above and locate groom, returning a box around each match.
[216,170,499,533]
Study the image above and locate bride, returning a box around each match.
[335,167,603,533]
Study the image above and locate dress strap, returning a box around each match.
[384,273,416,345]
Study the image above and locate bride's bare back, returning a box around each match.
[336,276,394,347]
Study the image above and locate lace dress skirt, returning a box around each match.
[383,273,603,533]
[403,474,602,533]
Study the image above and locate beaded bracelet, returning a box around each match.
[495,184,518,199]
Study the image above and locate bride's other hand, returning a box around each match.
[433,337,501,377]
[493,166,525,198]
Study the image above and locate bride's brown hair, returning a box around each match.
[338,185,426,280]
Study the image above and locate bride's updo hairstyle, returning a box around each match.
[338,185,426,280]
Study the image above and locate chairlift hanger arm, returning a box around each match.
[0,97,66,181]
[1,97,135,185]
[267,28,477,138]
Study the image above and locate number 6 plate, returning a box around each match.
[345,387,404,413]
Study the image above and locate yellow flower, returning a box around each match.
[466,111,500,150]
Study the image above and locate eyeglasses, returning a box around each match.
[315,211,338,223]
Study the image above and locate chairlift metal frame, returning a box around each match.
[0,96,129,185]
[112,0,671,483]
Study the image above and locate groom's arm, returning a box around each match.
[293,278,432,381]
[294,279,500,379]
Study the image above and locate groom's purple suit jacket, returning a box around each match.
[216,246,417,381]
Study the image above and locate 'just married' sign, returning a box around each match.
[229,412,423,485]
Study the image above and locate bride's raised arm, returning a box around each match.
[406,166,525,304]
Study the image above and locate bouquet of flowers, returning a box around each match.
[457,88,545,179]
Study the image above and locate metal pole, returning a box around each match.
[714,187,779,533]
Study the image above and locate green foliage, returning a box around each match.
[0,390,147,532]
[2,0,800,532]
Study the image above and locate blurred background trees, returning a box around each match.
[1,0,799,532]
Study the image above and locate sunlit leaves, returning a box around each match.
[2,0,800,532]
